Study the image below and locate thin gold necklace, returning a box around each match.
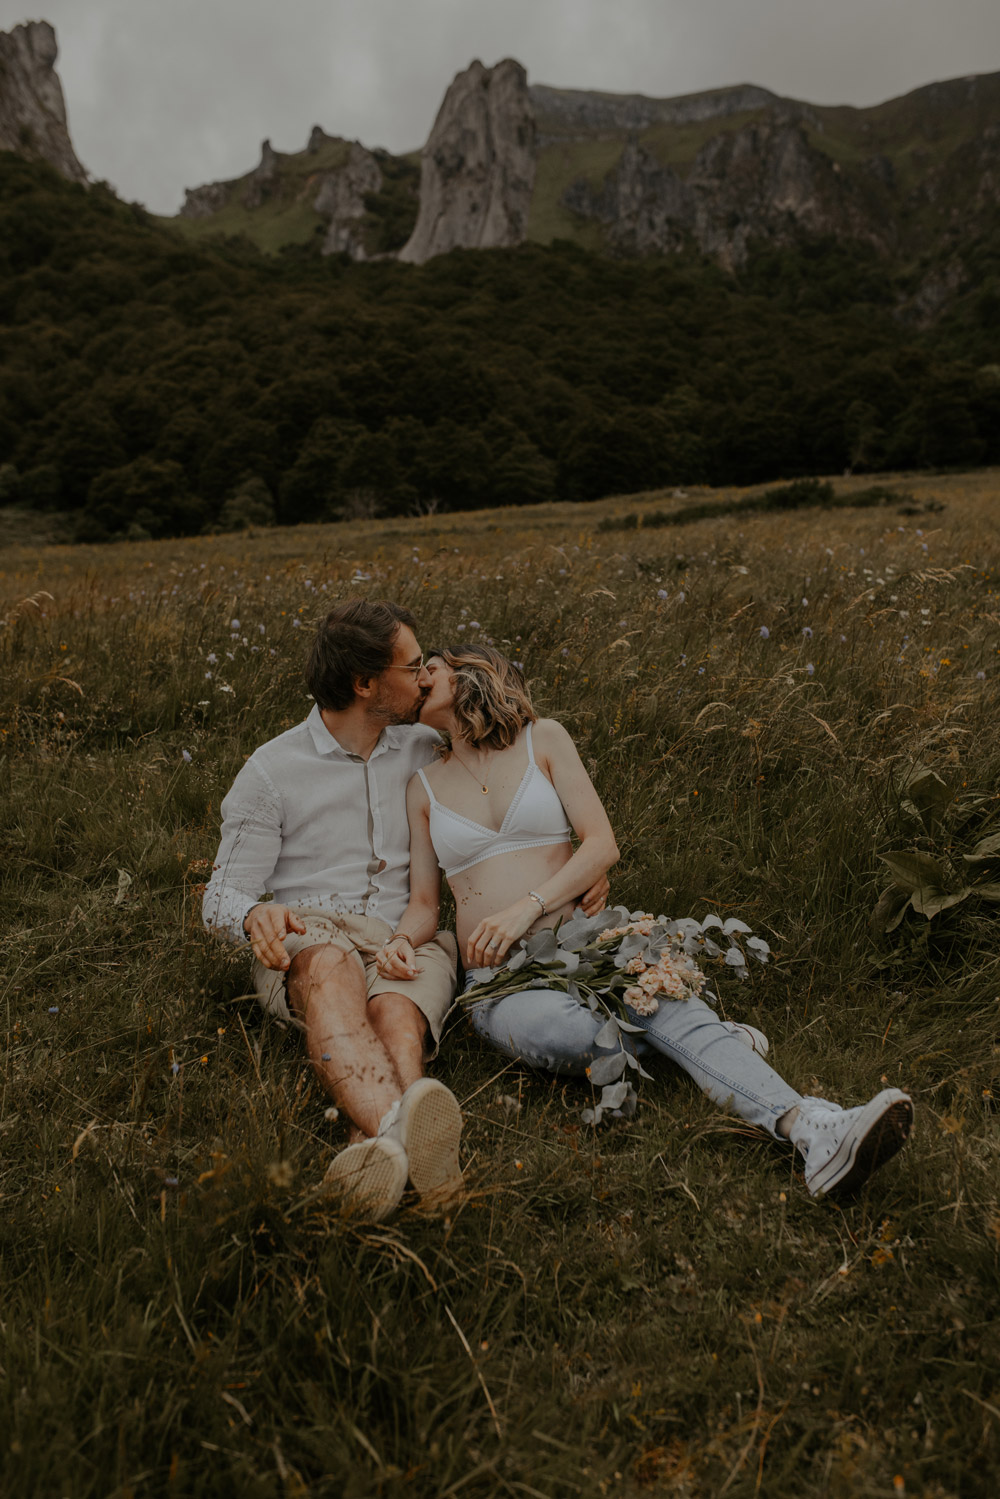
[450,745,494,794]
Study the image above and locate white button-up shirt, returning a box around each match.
[203,706,442,945]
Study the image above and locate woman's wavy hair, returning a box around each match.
[430,645,536,750]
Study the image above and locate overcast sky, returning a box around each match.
[3,0,999,215]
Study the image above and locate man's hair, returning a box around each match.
[430,645,536,750]
[306,600,417,711]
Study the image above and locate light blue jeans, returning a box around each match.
[464,971,802,1136]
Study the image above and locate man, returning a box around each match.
[204,598,607,1220]
[203,600,458,1219]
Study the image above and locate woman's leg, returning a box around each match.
[468,985,634,1075]
[626,994,802,1135]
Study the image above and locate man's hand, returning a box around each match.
[244,903,307,971]
[579,873,611,916]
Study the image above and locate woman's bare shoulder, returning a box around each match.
[531,717,577,755]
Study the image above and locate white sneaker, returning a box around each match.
[385,1078,463,1208]
[790,1089,913,1197]
[322,1135,409,1221]
[725,1021,770,1058]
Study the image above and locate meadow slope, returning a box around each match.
[2,470,999,1497]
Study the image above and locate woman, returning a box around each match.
[377,647,913,1198]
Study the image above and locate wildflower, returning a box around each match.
[759,626,770,639]
[48,1005,59,1015]
[806,663,815,675]
[230,618,240,630]
[802,626,813,638]
[258,623,265,634]
[181,749,192,763]
[469,620,481,629]
[977,671,986,680]
[292,618,301,628]
[678,591,686,603]
[657,589,668,600]
[802,597,808,607]
[171,1061,180,1076]
[204,671,212,680]
[206,652,218,664]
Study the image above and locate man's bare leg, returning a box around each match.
[286,944,403,1139]
[368,991,428,1094]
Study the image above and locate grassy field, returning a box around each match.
[2,470,999,1497]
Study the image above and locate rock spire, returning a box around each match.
[0,21,87,183]
[398,59,537,263]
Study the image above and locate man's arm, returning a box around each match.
[202,759,285,947]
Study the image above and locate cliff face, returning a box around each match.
[180,132,385,260]
[0,21,87,184]
[563,113,893,268]
[398,59,537,263]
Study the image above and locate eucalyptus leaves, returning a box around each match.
[462,906,770,1125]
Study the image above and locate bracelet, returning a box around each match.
[527,890,548,915]
[388,931,413,945]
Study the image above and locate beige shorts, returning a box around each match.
[252,908,457,1055]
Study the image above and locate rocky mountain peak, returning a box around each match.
[0,20,87,184]
[398,58,537,263]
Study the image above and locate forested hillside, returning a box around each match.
[1,153,998,542]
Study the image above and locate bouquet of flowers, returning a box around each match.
[462,906,771,1125]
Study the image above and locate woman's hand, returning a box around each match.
[466,898,539,970]
[375,934,420,982]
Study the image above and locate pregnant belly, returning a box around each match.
[451,841,574,957]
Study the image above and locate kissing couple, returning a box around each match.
[204,599,913,1219]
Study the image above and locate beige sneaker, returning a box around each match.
[322,1135,409,1221]
[386,1078,463,1208]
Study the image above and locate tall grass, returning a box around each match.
[2,469,999,1496]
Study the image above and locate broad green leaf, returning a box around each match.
[974,882,1000,901]
[885,896,913,933]
[963,832,1000,870]
[880,850,948,892]
[910,886,972,917]
[871,884,911,935]
[901,766,954,832]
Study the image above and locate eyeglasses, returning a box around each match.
[384,657,425,678]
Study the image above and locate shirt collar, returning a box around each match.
[305,704,415,761]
